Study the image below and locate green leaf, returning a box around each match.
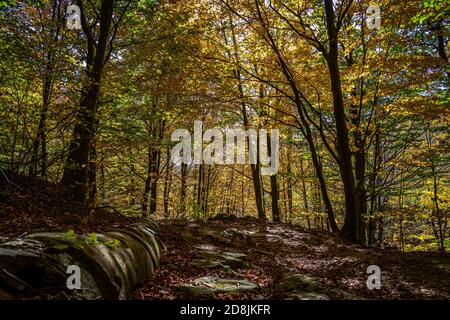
[65,229,76,240]
[88,233,98,243]
[105,239,121,248]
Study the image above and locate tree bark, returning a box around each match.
[179,163,188,215]
[286,146,294,222]
[227,14,266,220]
[323,0,361,243]
[60,0,115,208]
[267,133,280,222]
[163,149,172,218]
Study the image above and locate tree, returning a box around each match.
[61,0,130,210]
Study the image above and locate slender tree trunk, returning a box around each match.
[267,130,280,223]
[149,149,161,215]
[143,119,164,216]
[300,157,310,229]
[163,149,172,218]
[431,165,445,253]
[351,106,368,245]
[196,163,204,215]
[286,146,294,222]
[241,168,245,217]
[228,14,265,220]
[368,131,381,245]
[203,166,212,218]
[282,179,288,223]
[324,0,361,243]
[29,0,62,178]
[179,163,188,214]
[150,121,164,215]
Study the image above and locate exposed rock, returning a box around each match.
[195,259,232,271]
[194,276,259,292]
[0,221,163,300]
[222,228,256,246]
[178,276,259,298]
[277,274,324,292]
[180,231,199,243]
[197,250,247,269]
[177,284,217,299]
[222,251,247,260]
[276,273,330,300]
[196,229,230,245]
[277,273,363,300]
[193,244,218,251]
[286,291,330,300]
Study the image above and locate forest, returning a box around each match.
[0,0,449,301]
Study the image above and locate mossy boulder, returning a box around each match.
[0,221,163,300]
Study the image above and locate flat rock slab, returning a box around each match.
[287,291,330,300]
[277,274,324,291]
[277,273,362,300]
[197,250,247,268]
[195,259,232,271]
[178,276,259,298]
[194,276,258,292]
[276,273,329,300]
[177,284,217,299]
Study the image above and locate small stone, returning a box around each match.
[177,285,217,299]
[193,276,259,293]
[277,274,323,291]
[287,291,330,300]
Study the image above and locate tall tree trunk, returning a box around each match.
[253,1,337,229]
[60,0,115,209]
[228,14,266,220]
[323,0,361,243]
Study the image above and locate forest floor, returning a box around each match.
[134,217,450,300]
[1,172,449,300]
